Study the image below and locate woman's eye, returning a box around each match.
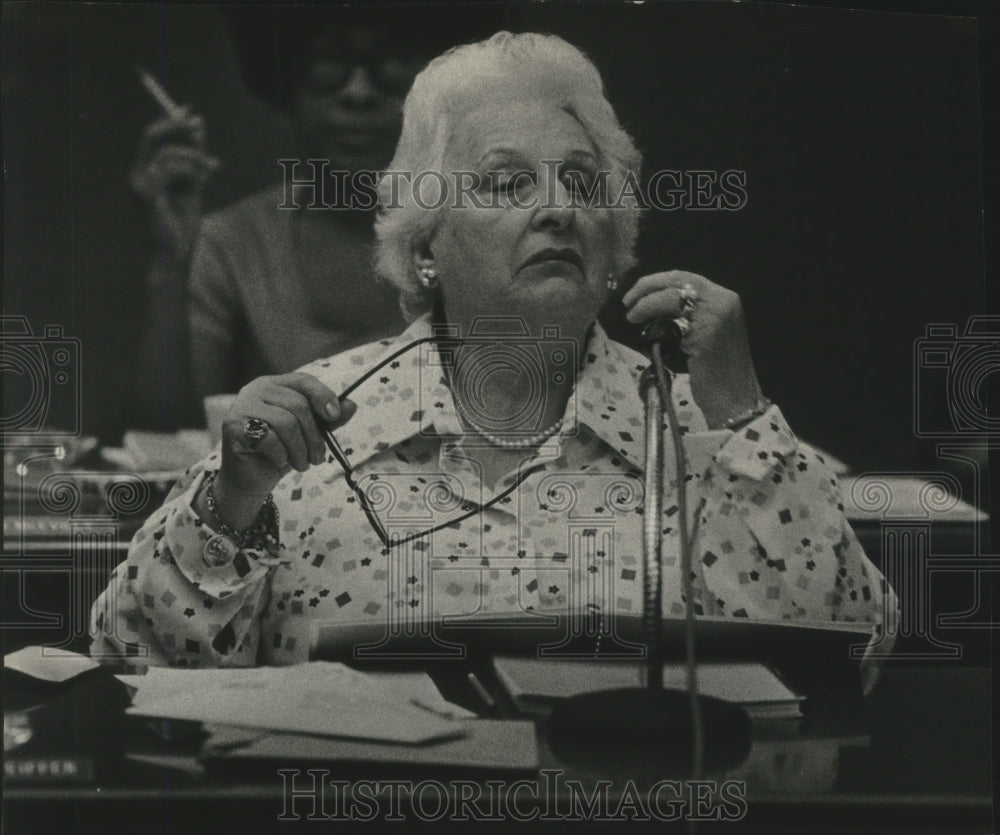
[562,169,596,196]
[487,171,536,195]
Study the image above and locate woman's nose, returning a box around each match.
[530,176,576,230]
[337,66,379,108]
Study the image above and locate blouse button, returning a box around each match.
[203,534,238,567]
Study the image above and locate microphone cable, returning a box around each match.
[649,341,705,785]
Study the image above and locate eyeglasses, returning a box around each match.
[323,430,390,545]
[324,335,545,549]
[299,54,425,97]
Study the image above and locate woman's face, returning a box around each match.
[425,97,617,336]
[292,27,423,172]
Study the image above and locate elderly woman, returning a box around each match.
[92,33,893,670]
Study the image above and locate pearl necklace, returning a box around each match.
[465,416,565,449]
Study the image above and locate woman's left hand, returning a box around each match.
[622,270,765,430]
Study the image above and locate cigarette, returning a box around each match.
[136,67,184,119]
[466,672,495,709]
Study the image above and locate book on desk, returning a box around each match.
[492,657,805,720]
[3,663,131,784]
[311,613,876,694]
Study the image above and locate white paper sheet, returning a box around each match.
[4,646,100,683]
[124,662,468,744]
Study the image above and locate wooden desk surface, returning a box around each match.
[2,663,992,834]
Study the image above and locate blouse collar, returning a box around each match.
[319,313,662,473]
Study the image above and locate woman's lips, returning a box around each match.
[519,248,584,273]
[520,258,584,279]
[333,130,391,149]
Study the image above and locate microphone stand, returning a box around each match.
[546,319,751,778]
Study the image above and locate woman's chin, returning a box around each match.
[498,281,599,331]
[533,274,602,306]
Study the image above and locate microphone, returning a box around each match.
[640,317,688,372]
[545,312,752,778]
[639,316,683,354]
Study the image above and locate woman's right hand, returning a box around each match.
[213,373,357,529]
[130,111,219,263]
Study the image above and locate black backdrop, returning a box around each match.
[1,1,986,477]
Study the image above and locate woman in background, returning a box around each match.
[130,5,504,429]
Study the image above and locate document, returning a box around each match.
[125,662,467,744]
[101,429,211,473]
[4,646,99,684]
[201,719,539,775]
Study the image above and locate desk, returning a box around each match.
[2,662,992,834]
[2,467,993,832]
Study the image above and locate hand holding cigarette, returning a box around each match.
[138,68,187,120]
[131,67,220,263]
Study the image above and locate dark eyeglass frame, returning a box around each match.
[324,336,544,549]
[299,55,424,97]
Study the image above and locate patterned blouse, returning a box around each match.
[90,314,894,671]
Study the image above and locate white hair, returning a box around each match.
[374,31,644,319]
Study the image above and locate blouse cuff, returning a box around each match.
[163,469,278,599]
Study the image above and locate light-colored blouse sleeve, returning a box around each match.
[686,402,897,687]
[89,456,283,670]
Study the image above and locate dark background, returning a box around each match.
[1,0,987,477]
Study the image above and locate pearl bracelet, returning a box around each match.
[722,396,773,432]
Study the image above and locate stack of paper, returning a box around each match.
[493,658,805,719]
[4,648,130,784]
[120,663,539,777]
[5,646,100,683]
[200,720,540,776]
[123,662,470,744]
[798,440,851,476]
[839,474,987,522]
[101,430,212,473]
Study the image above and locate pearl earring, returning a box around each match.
[606,274,619,292]
[419,267,437,288]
